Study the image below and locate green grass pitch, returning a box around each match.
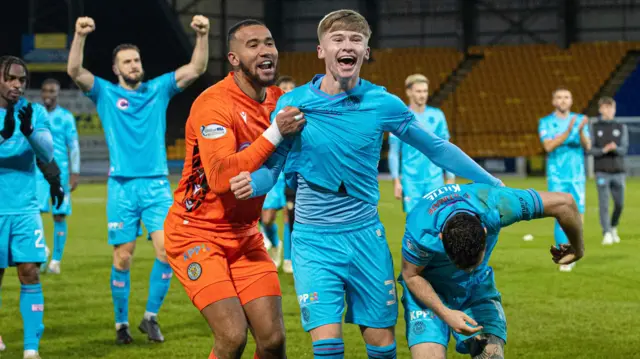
[1,177,639,358]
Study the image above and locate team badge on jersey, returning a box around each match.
[187,262,202,280]
[116,98,129,110]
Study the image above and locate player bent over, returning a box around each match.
[0,56,54,359]
[400,183,584,358]
[164,20,304,359]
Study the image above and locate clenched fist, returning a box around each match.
[75,17,95,36]
[191,15,210,36]
[230,172,253,200]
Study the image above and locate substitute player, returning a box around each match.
[0,56,54,359]
[232,10,502,358]
[67,15,210,343]
[538,87,590,272]
[164,20,305,359]
[261,75,296,270]
[388,74,454,214]
[36,79,80,274]
[400,183,584,358]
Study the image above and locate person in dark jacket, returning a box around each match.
[589,97,628,245]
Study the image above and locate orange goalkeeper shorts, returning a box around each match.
[164,220,281,311]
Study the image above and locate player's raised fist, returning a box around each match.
[75,17,95,36]
[191,15,210,35]
[276,107,306,136]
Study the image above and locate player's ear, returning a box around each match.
[112,64,119,77]
[364,46,370,61]
[484,227,487,234]
[317,44,325,60]
[439,233,443,240]
[227,52,240,67]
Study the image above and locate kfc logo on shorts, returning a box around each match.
[187,262,202,281]
[116,98,129,110]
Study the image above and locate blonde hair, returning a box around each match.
[317,9,372,41]
[405,74,429,89]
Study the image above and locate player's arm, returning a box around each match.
[387,134,404,199]
[194,100,303,194]
[394,120,502,187]
[67,17,96,93]
[175,15,210,90]
[65,112,81,190]
[587,122,605,157]
[540,116,576,153]
[539,191,585,262]
[613,123,629,155]
[401,231,482,336]
[578,115,591,151]
[36,158,65,209]
[22,104,53,163]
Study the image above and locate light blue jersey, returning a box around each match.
[388,106,453,184]
[400,183,543,352]
[0,99,52,215]
[85,73,181,177]
[538,112,589,183]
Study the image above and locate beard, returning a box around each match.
[239,60,277,87]
[123,71,144,87]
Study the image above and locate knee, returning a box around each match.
[17,264,40,284]
[256,327,285,353]
[156,250,168,263]
[216,328,248,356]
[468,335,505,359]
[113,247,133,270]
[53,215,65,223]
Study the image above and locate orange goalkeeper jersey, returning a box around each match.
[167,72,284,238]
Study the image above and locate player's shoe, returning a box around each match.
[522,234,534,241]
[0,335,5,351]
[115,324,134,345]
[612,227,621,243]
[23,350,40,359]
[139,317,165,343]
[270,245,283,269]
[47,260,61,274]
[602,232,614,246]
[282,259,293,274]
[263,234,273,251]
[39,246,51,273]
[559,262,576,272]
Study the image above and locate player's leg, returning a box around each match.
[401,280,449,359]
[11,214,47,358]
[48,213,68,274]
[595,173,613,244]
[402,181,422,214]
[139,177,174,342]
[36,177,51,273]
[231,233,286,358]
[164,222,250,358]
[282,190,295,274]
[106,177,140,343]
[610,173,625,243]
[0,216,8,352]
[345,220,398,358]
[292,223,349,358]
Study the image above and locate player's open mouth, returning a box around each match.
[337,56,356,69]
[257,60,274,71]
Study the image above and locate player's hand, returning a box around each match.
[50,183,65,210]
[578,116,588,131]
[75,17,95,36]
[0,104,16,139]
[18,103,34,137]
[190,15,210,35]
[566,115,577,134]
[393,180,402,200]
[70,173,80,192]
[603,141,617,153]
[550,244,583,265]
[276,107,306,136]
[230,171,253,200]
[442,309,483,336]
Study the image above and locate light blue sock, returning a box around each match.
[283,222,291,260]
[111,266,130,325]
[52,220,68,261]
[20,284,45,351]
[366,342,397,359]
[554,220,569,247]
[146,259,173,315]
[313,338,344,359]
[264,223,279,248]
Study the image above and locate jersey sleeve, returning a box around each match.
[28,104,53,162]
[65,111,81,173]
[379,93,415,136]
[84,76,109,104]
[538,118,552,142]
[387,134,401,179]
[492,187,544,228]
[191,96,277,195]
[152,72,182,100]
[402,229,434,267]
[435,110,451,141]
